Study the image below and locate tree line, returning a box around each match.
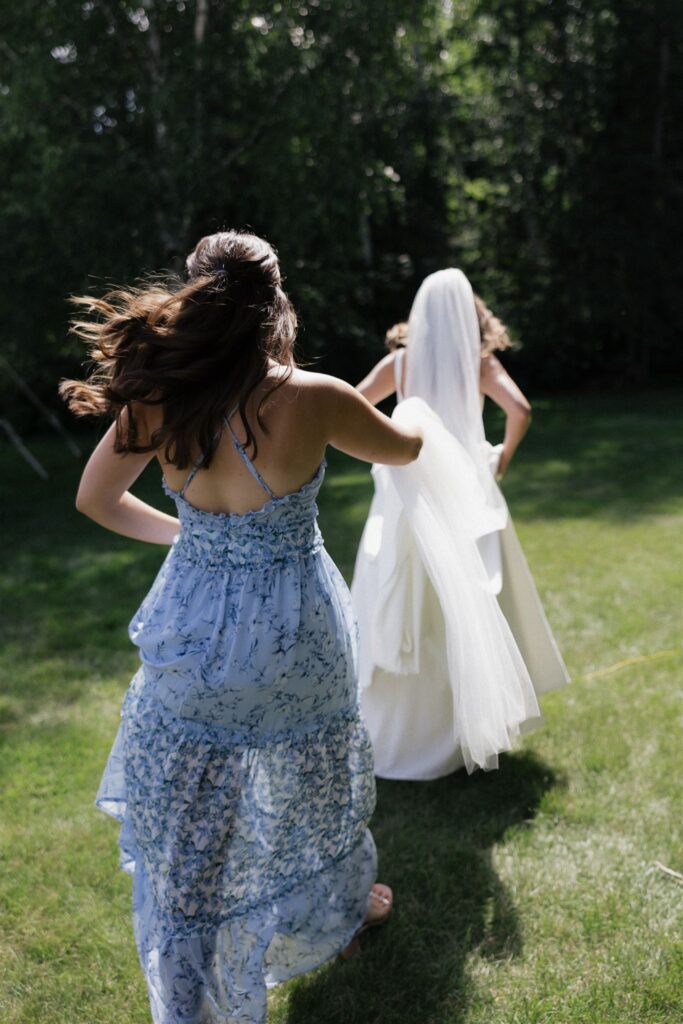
[1,0,681,426]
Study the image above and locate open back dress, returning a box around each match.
[96,416,377,1024]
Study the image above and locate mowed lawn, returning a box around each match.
[1,390,681,1024]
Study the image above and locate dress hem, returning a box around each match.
[95,794,375,940]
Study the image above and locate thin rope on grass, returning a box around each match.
[653,862,683,886]
[583,648,681,681]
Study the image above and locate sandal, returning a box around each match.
[340,883,393,960]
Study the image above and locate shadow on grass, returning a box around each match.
[285,751,559,1024]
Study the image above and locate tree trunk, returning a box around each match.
[141,0,184,263]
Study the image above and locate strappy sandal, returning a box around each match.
[340,883,393,960]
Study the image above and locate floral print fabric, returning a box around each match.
[96,462,377,1023]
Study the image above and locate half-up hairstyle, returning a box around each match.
[473,293,515,356]
[59,230,298,467]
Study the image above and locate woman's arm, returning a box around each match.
[356,352,397,406]
[480,354,532,479]
[322,376,422,465]
[75,410,180,544]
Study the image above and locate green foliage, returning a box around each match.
[1,0,681,419]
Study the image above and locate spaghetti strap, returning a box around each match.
[178,459,203,499]
[394,348,406,402]
[178,416,227,498]
[224,414,276,499]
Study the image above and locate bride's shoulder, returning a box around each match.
[480,353,507,384]
[480,352,503,374]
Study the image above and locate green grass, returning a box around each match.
[1,390,682,1024]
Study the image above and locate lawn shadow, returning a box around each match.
[284,750,559,1024]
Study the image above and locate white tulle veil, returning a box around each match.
[405,268,507,533]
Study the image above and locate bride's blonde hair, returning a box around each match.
[385,295,514,356]
[473,294,514,356]
[384,321,409,351]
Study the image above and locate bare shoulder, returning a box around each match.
[264,368,354,434]
[373,351,397,372]
[290,367,349,388]
[284,367,355,403]
[480,353,505,380]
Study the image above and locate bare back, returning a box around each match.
[161,369,329,515]
[75,365,420,544]
[159,366,422,516]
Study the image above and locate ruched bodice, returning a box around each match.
[161,462,325,570]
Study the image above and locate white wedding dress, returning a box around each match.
[352,270,569,779]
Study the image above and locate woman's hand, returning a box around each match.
[76,409,180,545]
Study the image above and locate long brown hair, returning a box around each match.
[59,230,298,467]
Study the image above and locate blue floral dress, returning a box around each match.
[96,420,377,1024]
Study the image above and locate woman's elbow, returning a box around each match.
[75,487,101,518]
[400,432,423,464]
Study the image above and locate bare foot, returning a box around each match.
[340,883,393,960]
[365,883,393,926]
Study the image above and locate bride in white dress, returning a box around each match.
[352,268,569,779]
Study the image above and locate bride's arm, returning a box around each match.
[480,354,532,479]
[356,352,397,406]
[75,407,180,545]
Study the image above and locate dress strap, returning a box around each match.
[394,347,406,402]
[178,458,204,498]
[178,417,227,498]
[224,414,275,499]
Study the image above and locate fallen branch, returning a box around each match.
[0,356,81,456]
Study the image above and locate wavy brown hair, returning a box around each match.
[473,293,514,356]
[59,230,298,468]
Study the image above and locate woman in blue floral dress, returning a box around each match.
[61,230,422,1024]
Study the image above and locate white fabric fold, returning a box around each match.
[406,268,508,535]
[373,398,540,773]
